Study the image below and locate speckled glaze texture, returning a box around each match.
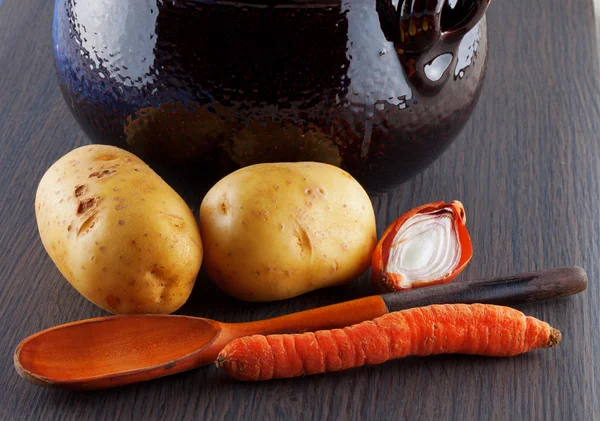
[53,0,488,189]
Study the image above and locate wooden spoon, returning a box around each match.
[14,267,587,390]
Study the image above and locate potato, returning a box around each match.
[35,145,202,314]
[199,162,377,301]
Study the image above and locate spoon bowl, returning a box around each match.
[15,315,222,389]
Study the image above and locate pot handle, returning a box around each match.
[377,0,491,94]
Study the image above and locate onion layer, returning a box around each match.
[372,201,472,291]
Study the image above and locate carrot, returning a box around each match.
[216,304,561,381]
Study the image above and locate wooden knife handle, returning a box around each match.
[381,266,588,312]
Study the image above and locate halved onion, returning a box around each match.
[372,201,472,291]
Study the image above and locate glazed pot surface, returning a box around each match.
[53,0,488,190]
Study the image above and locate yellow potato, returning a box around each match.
[35,145,202,314]
[200,162,377,301]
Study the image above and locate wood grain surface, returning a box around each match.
[1,0,598,419]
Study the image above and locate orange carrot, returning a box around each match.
[216,304,561,381]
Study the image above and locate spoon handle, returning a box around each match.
[229,295,389,338]
[381,266,587,312]
[233,267,587,339]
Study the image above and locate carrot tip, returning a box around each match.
[547,328,562,348]
[215,355,226,369]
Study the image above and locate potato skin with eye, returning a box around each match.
[199,162,377,302]
[35,145,202,314]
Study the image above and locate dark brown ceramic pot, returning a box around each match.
[53,0,490,190]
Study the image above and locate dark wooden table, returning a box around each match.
[1,0,599,419]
